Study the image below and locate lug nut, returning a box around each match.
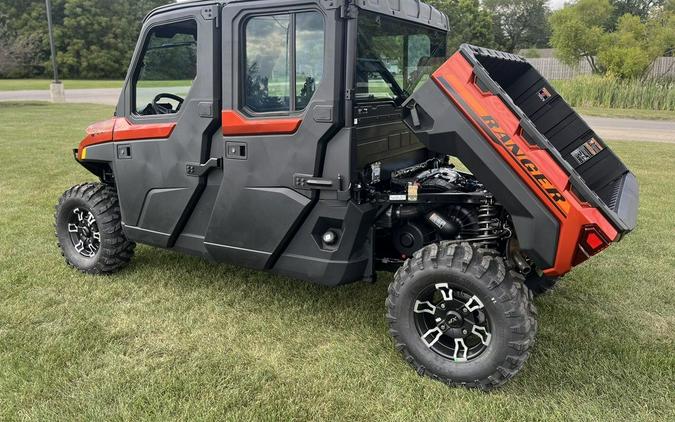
[462,329,468,335]
[440,325,447,330]
[440,303,446,309]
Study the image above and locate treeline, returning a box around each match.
[0,0,673,79]
[0,0,168,79]
[430,0,673,79]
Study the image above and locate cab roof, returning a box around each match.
[145,0,448,31]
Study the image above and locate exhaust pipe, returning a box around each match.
[511,250,532,275]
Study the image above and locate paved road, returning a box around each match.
[582,116,675,143]
[0,88,121,106]
[1,88,674,143]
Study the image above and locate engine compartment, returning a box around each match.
[354,157,525,272]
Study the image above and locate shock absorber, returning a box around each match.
[476,194,499,249]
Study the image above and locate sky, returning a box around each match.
[548,0,567,10]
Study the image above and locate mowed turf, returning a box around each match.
[0,102,673,421]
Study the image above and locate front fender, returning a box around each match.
[74,142,115,181]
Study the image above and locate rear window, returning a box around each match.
[356,11,446,103]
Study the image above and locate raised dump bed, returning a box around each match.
[468,46,637,224]
[403,45,638,274]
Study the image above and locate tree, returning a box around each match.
[550,0,674,77]
[427,0,496,51]
[610,0,666,23]
[549,0,614,73]
[0,0,169,79]
[484,0,551,52]
[58,0,169,79]
[598,11,675,77]
[0,11,43,77]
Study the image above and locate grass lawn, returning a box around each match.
[0,103,673,420]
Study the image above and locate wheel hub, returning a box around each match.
[444,310,463,327]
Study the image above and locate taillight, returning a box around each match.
[572,225,610,266]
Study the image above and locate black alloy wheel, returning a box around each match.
[66,207,101,258]
[412,282,492,362]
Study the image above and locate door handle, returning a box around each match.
[294,173,351,200]
[198,102,214,118]
[186,157,222,177]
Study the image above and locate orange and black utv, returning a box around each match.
[56,0,638,389]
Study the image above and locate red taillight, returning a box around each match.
[584,231,605,251]
[572,226,610,266]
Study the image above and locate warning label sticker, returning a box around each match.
[570,138,605,165]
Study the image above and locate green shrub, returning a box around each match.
[552,75,675,111]
[522,48,542,58]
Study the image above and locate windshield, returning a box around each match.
[356,11,447,104]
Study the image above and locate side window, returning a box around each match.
[244,11,324,114]
[133,20,198,116]
[295,12,324,110]
[244,15,291,113]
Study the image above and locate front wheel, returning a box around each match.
[55,183,135,274]
[386,242,537,390]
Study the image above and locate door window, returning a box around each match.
[244,11,324,113]
[295,12,324,110]
[133,20,198,116]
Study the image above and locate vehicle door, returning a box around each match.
[204,1,342,268]
[113,4,220,247]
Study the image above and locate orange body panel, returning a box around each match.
[222,110,301,136]
[113,118,176,141]
[77,117,176,159]
[78,118,117,154]
[432,54,619,276]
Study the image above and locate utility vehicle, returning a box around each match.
[55,0,638,389]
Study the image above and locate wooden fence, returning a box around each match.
[526,57,675,80]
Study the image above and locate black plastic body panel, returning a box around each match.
[354,103,428,169]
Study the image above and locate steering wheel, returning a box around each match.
[151,93,185,114]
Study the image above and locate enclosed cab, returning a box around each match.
[56,0,637,390]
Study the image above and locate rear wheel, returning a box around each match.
[386,242,537,390]
[55,183,135,274]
